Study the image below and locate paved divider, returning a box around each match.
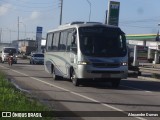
[139,67,160,74]
[138,67,160,82]
[138,76,160,82]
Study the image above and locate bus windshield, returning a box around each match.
[79,26,127,57]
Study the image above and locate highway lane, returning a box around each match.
[0,59,160,120]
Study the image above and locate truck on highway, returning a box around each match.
[19,46,37,55]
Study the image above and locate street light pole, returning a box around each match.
[18,16,19,41]
[59,0,63,25]
[9,30,11,43]
[6,28,12,43]
[0,28,2,43]
[86,0,91,22]
[20,22,26,39]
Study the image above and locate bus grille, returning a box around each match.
[92,63,120,68]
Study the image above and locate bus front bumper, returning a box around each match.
[76,65,128,79]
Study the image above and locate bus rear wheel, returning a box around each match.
[111,79,121,88]
[71,70,80,86]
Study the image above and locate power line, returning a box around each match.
[0,0,59,11]
[120,16,160,24]
[120,25,157,29]
[13,0,58,5]
[0,0,58,5]
[0,3,59,13]
[13,7,59,13]
[0,28,46,34]
[120,20,160,24]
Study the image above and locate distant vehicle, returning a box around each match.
[20,46,37,55]
[30,53,44,64]
[0,47,17,63]
[44,22,128,88]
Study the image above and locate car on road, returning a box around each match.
[0,47,18,63]
[30,53,44,65]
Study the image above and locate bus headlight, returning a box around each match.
[121,62,128,66]
[77,61,89,65]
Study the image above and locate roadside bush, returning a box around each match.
[0,71,54,120]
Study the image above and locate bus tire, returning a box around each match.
[52,67,58,80]
[52,66,62,80]
[71,70,80,86]
[53,73,58,80]
[111,79,121,88]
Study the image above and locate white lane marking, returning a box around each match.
[120,85,152,93]
[0,65,147,120]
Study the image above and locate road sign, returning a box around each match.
[36,26,43,52]
[36,27,43,34]
[107,1,120,26]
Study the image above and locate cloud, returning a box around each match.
[0,4,12,16]
[30,11,40,20]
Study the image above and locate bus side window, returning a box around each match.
[66,29,77,52]
[53,32,60,50]
[66,32,72,51]
[46,33,53,51]
[71,30,77,53]
[59,31,67,51]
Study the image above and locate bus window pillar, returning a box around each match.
[133,45,139,66]
[153,50,159,64]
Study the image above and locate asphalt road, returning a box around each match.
[1,59,160,120]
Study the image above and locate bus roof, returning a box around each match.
[47,22,120,33]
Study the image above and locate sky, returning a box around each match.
[0,0,160,43]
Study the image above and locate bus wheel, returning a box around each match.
[71,71,80,86]
[52,68,59,80]
[111,79,121,88]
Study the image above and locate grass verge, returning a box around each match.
[0,71,55,120]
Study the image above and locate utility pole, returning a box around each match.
[9,29,11,43]
[59,0,63,25]
[18,16,19,41]
[105,10,108,24]
[20,22,26,39]
[0,28,2,43]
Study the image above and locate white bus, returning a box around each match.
[44,22,128,88]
